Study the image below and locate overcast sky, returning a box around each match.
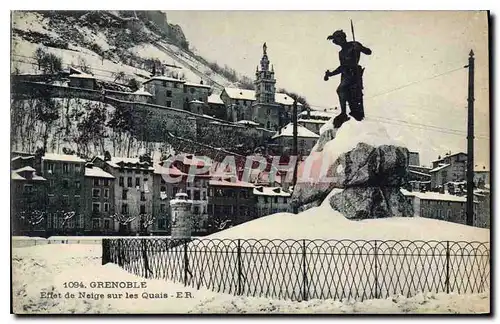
[165,11,489,167]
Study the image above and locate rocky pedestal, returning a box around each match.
[170,192,193,239]
[291,119,413,219]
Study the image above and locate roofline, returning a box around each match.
[143,77,186,84]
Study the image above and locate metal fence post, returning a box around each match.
[374,240,378,299]
[446,241,450,294]
[237,239,242,295]
[184,239,189,286]
[302,239,308,301]
[101,239,108,265]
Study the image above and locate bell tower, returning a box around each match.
[254,42,276,104]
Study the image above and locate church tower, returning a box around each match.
[254,42,276,104]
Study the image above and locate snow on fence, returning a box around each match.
[101,238,490,302]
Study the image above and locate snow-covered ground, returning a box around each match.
[11,244,490,314]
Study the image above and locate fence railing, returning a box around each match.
[102,238,490,302]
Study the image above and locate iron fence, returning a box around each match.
[102,238,490,301]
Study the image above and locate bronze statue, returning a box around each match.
[324,28,371,128]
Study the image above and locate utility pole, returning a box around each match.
[466,50,475,226]
[292,99,298,214]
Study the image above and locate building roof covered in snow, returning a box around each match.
[154,163,186,177]
[85,165,115,179]
[11,167,46,181]
[42,153,86,163]
[209,178,255,188]
[184,81,211,89]
[253,186,291,197]
[298,110,335,119]
[11,155,35,162]
[400,189,468,202]
[143,76,186,84]
[429,163,451,173]
[223,87,302,106]
[298,118,328,124]
[409,170,432,178]
[208,93,225,105]
[133,88,153,96]
[96,156,154,170]
[272,123,320,139]
[431,152,467,163]
[236,120,259,126]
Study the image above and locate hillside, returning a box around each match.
[11,11,243,91]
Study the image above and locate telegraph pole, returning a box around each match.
[466,50,475,226]
[292,99,298,214]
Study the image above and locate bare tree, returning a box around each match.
[139,213,155,236]
[111,213,136,235]
[56,210,76,235]
[19,209,45,235]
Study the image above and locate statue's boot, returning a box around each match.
[333,112,350,128]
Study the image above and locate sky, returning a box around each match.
[165,11,490,167]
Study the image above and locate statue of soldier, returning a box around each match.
[324,29,372,128]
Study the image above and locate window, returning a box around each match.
[46,162,55,173]
[93,178,100,186]
[166,101,172,107]
[140,191,146,201]
[92,203,100,213]
[187,190,191,198]
[140,205,146,214]
[92,188,100,198]
[166,90,172,97]
[104,189,109,199]
[160,204,166,212]
[104,203,110,213]
[75,181,81,189]
[173,187,179,195]
[264,197,269,204]
[202,191,206,200]
[135,178,140,187]
[193,206,200,214]
[63,163,69,173]
[183,87,187,93]
[158,218,165,229]
[62,179,69,189]
[199,97,203,102]
[274,196,278,203]
[104,179,110,187]
[23,184,33,194]
[122,189,128,200]
[194,191,200,200]
[75,164,81,173]
[127,177,132,187]
[92,218,100,229]
[190,87,195,94]
[160,186,166,192]
[119,176,124,186]
[122,203,128,214]
[104,219,110,229]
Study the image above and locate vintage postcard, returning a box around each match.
[10,10,490,314]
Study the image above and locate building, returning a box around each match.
[297,109,335,135]
[83,162,116,235]
[132,87,154,104]
[68,72,96,90]
[151,162,187,235]
[474,164,490,188]
[401,189,481,226]
[143,76,187,109]
[41,153,86,235]
[92,156,154,235]
[408,151,420,166]
[206,93,227,119]
[430,152,467,189]
[220,44,303,129]
[208,176,255,232]
[253,186,292,217]
[271,123,320,157]
[142,76,212,112]
[11,155,47,235]
[474,188,490,228]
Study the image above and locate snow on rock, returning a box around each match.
[292,118,409,214]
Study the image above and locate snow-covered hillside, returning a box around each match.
[11,11,239,90]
